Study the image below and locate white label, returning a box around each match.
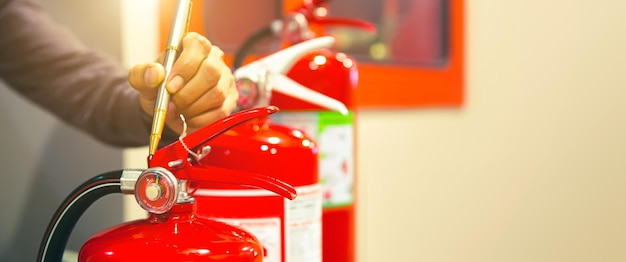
[285,184,322,262]
[202,185,322,262]
[216,217,282,262]
[318,123,354,206]
[272,112,355,208]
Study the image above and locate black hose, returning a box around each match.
[233,25,275,70]
[37,170,124,262]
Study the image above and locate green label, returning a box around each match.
[272,111,355,208]
[317,111,354,208]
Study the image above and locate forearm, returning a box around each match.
[0,0,177,147]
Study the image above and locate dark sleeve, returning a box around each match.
[0,0,178,147]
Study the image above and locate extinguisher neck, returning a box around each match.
[155,180,195,221]
[149,202,196,223]
[172,201,195,214]
[176,179,193,204]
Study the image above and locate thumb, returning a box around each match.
[128,62,165,115]
[128,62,165,97]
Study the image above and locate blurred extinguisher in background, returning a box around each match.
[231,1,375,261]
[194,36,348,262]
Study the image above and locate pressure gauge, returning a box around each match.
[236,77,261,111]
[235,70,272,111]
[135,167,178,214]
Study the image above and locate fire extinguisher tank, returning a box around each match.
[271,49,358,262]
[79,203,263,261]
[198,117,318,187]
[38,107,298,262]
[274,49,357,110]
[195,117,321,262]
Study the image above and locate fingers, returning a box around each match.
[165,87,237,135]
[177,63,237,119]
[167,32,223,114]
[131,32,238,135]
[171,48,238,133]
[182,85,239,134]
[170,53,222,112]
[175,59,238,132]
[165,32,213,94]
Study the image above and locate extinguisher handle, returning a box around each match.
[181,106,279,153]
[188,165,297,200]
[268,73,348,115]
[146,106,297,201]
[234,36,335,80]
[148,106,279,169]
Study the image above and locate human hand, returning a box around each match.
[128,32,238,135]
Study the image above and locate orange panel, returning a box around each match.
[159,0,235,64]
[283,0,302,12]
[355,0,464,108]
[158,0,204,49]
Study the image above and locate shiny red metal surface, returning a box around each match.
[271,3,365,260]
[146,106,297,201]
[76,107,299,262]
[79,203,263,262]
[194,116,320,262]
[272,48,358,262]
[198,116,318,186]
[272,49,357,110]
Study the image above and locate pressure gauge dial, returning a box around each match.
[236,77,261,111]
[135,167,178,214]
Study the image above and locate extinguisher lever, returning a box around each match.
[234,36,348,114]
[188,165,297,200]
[234,36,335,80]
[146,106,296,201]
[181,106,279,153]
[268,73,348,115]
[148,106,279,169]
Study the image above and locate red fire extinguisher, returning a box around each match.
[267,2,374,262]
[265,3,373,262]
[194,36,347,262]
[37,107,296,262]
[276,49,357,262]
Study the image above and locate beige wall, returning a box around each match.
[357,1,626,261]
